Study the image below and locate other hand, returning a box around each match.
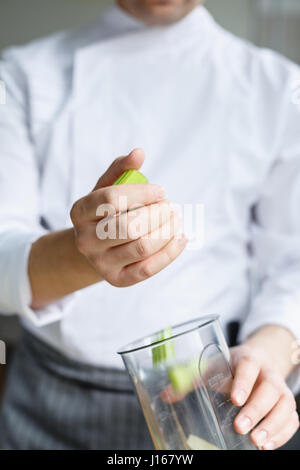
[231,344,299,450]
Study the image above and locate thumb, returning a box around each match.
[93,148,145,190]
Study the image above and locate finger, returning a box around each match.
[118,234,188,286]
[231,354,260,407]
[97,200,174,246]
[76,184,165,223]
[234,380,280,435]
[160,384,190,404]
[251,393,297,447]
[108,211,182,266]
[93,148,145,189]
[76,201,175,256]
[261,410,299,450]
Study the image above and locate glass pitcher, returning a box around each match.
[118,315,256,450]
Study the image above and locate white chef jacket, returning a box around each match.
[0,6,300,376]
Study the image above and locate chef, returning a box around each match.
[0,0,300,450]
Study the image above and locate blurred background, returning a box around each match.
[0,0,300,449]
[0,0,300,64]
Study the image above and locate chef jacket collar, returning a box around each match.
[74,4,216,82]
[77,4,216,54]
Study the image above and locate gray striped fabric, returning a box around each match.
[0,329,153,450]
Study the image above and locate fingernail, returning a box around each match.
[178,234,187,247]
[263,441,275,450]
[236,415,252,433]
[235,389,247,406]
[252,429,268,445]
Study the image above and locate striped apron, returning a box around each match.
[0,329,153,450]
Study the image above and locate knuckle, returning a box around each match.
[262,376,281,400]
[239,344,252,357]
[264,370,284,392]
[139,262,153,279]
[118,216,129,239]
[240,345,262,365]
[113,279,128,288]
[127,217,146,240]
[102,187,117,208]
[112,157,123,169]
[163,249,172,265]
[107,267,133,288]
[240,354,255,367]
[264,368,280,381]
[105,270,121,287]
[70,200,83,225]
[245,401,261,420]
[263,372,277,387]
[109,279,122,288]
[135,238,151,258]
[126,222,136,241]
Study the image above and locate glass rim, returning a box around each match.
[117,314,220,355]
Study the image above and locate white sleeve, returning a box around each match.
[0,49,74,326]
[239,60,300,390]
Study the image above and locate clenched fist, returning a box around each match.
[70,148,187,287]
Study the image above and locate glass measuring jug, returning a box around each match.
[118,315,256,450]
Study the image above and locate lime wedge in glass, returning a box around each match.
[152,327,175,366]
[187,434,220,451]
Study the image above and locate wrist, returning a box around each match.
[29,228,103,309]
[244,325,296,379]
[69,228,103,283]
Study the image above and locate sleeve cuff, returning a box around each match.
[0,226,77,327]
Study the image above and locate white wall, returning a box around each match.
[0,0,112,49]
[0,0,253,50]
